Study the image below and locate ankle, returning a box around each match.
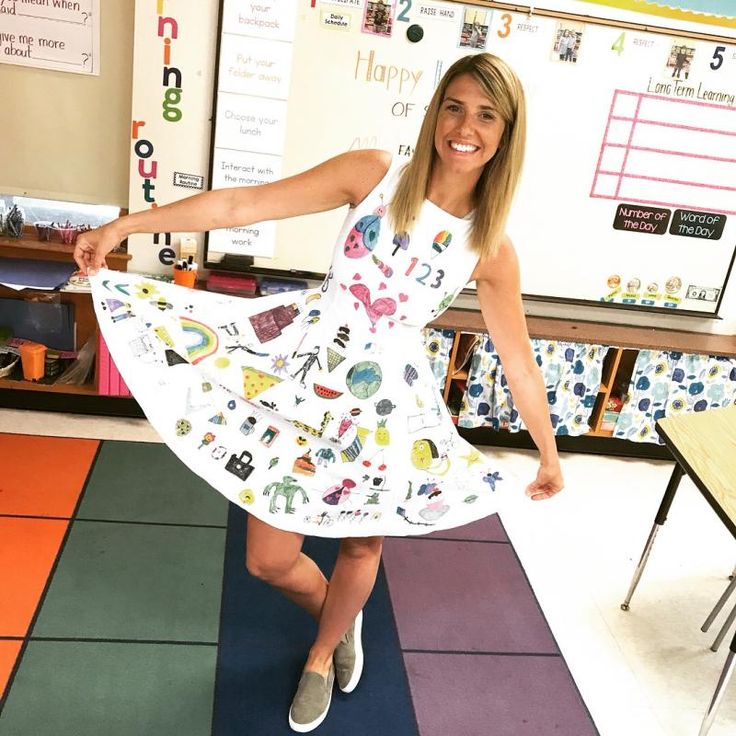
[304,647,334,676]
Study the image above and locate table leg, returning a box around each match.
[621,463,684,611]
[698,630,736,736]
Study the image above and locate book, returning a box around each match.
[60,271,91,292]
[206,271,258,297]
[259,276,308,295]
[97,332,111,395]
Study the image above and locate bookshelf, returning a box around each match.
[0,234,131,400]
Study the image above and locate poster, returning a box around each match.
[0,0,99,74]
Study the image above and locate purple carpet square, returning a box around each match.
[424,513,508,542]
[382,539,557,653]
[405,652,597,736]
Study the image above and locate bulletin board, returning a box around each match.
[205,0,736,316]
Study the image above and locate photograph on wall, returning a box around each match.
[458,8,489,49]
[551,20,585,63]
[665,42,695,79]
[362,0,394,37]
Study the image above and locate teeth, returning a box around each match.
[450,142,478,153]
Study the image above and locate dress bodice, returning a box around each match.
[322,161,479,333]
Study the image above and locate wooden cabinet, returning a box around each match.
[441,332,479,424]
[0,236,130,398]
[587,348,636,437]
[433,309,736,439]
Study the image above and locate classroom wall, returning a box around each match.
[0,0,135,207]
[197,2,736,334]
[3,1,735,339]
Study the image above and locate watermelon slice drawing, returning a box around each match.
[313,383,343,399]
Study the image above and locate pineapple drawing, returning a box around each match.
[375,418,390,446]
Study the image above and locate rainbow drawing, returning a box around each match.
[180,317,219,364]
[431,230,452,257]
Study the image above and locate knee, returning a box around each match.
[245,550,297,584]
[339,536,384,561]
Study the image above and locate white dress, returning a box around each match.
[91,163,510,537]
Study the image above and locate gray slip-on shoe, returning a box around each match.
[288,664,335,733]
[334,610,364,693]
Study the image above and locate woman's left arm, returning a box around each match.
[470,237,564,501]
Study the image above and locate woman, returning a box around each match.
[75,53,563,733]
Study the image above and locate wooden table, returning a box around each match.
[620,404,736,735]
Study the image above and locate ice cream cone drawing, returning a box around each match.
[326,347,345,372]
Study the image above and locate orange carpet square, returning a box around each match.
[0,434,98,517]
[0,517,68,637]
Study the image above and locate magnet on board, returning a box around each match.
[407,24,423,42]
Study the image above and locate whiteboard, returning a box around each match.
[206,0,736,316]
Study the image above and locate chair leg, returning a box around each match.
[698,648,736,736]
[702,575,736,633]
[710,602,736,653]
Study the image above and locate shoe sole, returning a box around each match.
[288,686,333,733]
[338,609,364,694]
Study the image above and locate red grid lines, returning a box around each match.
[591,90,736,216]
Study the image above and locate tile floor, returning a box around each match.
[1,408,735,735]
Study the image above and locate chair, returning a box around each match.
[698,565,736,736]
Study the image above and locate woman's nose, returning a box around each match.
[456,114,474,136]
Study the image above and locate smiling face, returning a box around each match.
[433,73,506,178]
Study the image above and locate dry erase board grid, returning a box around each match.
[489,8,736,315]
[592,90,736,215]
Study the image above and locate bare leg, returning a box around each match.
[246,517,383,676]
[245,514,328,620]
[304,536,384,675]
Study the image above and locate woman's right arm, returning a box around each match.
[74,149,391,274]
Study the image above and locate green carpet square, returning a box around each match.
[32,521,227,642]
[0,640,217,736]
[77,441,228,527]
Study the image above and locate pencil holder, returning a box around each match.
[19,342,47,381]
[34,221,54,241]
[173,269,197,288]
[4,205,25,238]
[54,222,79,245]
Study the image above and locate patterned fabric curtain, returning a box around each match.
[422,328,455,392]
[614,350,736,444]
[459,336,609,435]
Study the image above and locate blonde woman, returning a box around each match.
[75,53,563,733]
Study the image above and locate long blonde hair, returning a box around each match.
[390,53,526,259]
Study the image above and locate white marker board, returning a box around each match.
[206,0,736,316]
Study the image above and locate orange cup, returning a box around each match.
[173,269,197,288]
[19,342,47,381]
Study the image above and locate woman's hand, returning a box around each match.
[525,461,564,501]
[73,222,125,275]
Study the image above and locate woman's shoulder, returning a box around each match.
[339,149,392,206]
[470,235,517,283]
